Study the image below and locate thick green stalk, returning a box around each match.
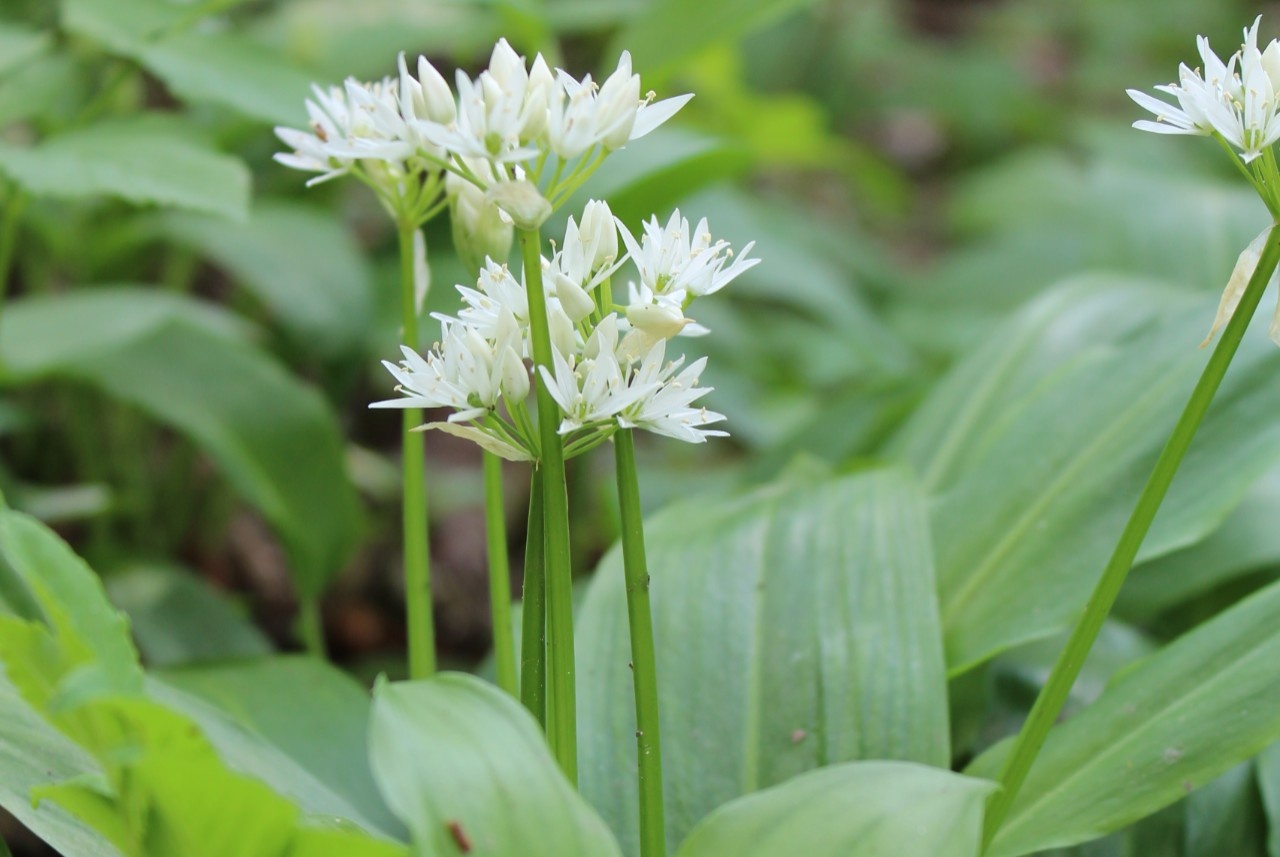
[520,469,547,727]
[518,226,577,782]
[399,221,436,679]
[982,224,1280,848]
[614,430,667,857]
[484,452,518,696]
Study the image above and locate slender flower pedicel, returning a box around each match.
[985,17,1280,849]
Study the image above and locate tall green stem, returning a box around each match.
[614,430,667,857]
[297,596,327,660]
[0,187,27,317]
[399,221,436,679]
[520,469,547,728]
[982,224,1280,848]
[484,452,518,695]
[518,226,577,782]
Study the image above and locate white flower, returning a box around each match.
[617,210,759,300]
[274,79,410,185]
[539,316,645,432]
[1201,226,1280,347]
[399,52,456,126]
[447,158,514,273]
[617,340,727,444]
[1129,17,1280,163]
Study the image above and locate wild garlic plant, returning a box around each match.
[982,16,1280,847]
[277,40,755,857]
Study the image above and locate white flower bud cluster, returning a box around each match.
[1128,16,1280,164]
[372,200,758,456]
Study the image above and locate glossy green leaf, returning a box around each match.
[0,675,119,857]
[162,201,376,357]
[105,564,273,668]
[369,674,621,856]
[1259,742,1280,857]
[0,289,362,596]
[0,116,250,220]
[972,577,1280,856]
[62,0,312,125]
[578,468,950,852]
[1184,763,1266,857]
[157,656,402,839]
[920,283,1280,672]
[609,0,826,74]
[675,761,994,857]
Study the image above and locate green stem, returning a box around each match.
[520,469,548,728]
[399,220,436,679]
[519,225,577,782]
[298,596,327,660]
[0,187,27,317]
[484,452,518,696]
[981,223,1280,849]
[614,430,667,857]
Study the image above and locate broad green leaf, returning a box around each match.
[0,22,50,77]
[0,508,143,703]
[157,656,402,839]
[1119,461,1280,621]
[162,201,376,358]
[0,675,119,857]
[609,0,826,75]
[1184,763,1266,857]
[927,287,1280,672]
[1259,743,1280,857]
[62,0,313,125]
[0,289,361,596]
[105,564,273,667]
[675,761,994,857]
[369,674,621,857]
[147,677,400,839]
[0,116,250,220]
[972,577,1280,856]
[578,468,950,852]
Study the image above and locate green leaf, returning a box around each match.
[62,0,313,125]
[162,201,376,358]
[608,0,827,75]
[0,288,362,596]
[675,761,995,857]
[157,656,402,839]
[1259,743,1280,857]
[972,577,1280,856]
[105,564,273,668]
[920,283,1280,672]
[0,22,50,78]
[0,116,250,220]
[1119,461,1280,621]
[1184,763,1266,857]
[578,468,950,851]
[0,675,119,857]
[369,674,621,857]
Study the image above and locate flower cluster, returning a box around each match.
[372,201,758,458]
[275,40,691,229]
[1128,17,1280,164]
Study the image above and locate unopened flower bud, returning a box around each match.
[500,346,530,401]
[626,301,691,341]
[579,200,618,272]
[449,174,514,274]
[552,270,597,322]
[486,179,552,230]
[417,56,457,125]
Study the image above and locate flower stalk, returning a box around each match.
[483,452,518,696]
[520,469,548,728]
[520,225,578,782]
[398,219,436,679]
[614,429,666,857]
[982,224,1280,848]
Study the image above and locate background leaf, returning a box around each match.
[577,468,950,852]
[0,116,250,220]
[0,289,362,596]
[369,674,621,857]
[675,761,994,857]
